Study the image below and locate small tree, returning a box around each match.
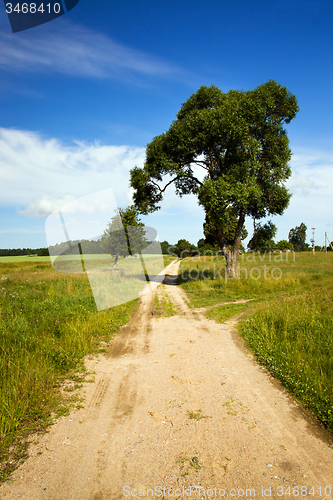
[288,222,307,251]
[160,240,171,255]
[102,206,147,260]
[276,239,293,251]
[175,239,196,258]
[247,221,277,252]
[130,80,298,278]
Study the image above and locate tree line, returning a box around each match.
[2,220,331,259]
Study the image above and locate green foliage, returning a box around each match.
[289,222,307,251]
[36,248,49,256]
[0,248,46,257]
[174,239,197,258]
[276,239,293,251]
[130,80,298,275]
[101,206,147,257]
[160,240,171,255]
[204,207,248,247]
[247,221,277,252]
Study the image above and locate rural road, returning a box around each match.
[1,260,332,500]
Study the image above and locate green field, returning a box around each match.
[179,251,333,432]
[0,255,51,263]
[0,253,168,263]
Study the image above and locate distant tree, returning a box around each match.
[37,247,50,256]
[275,239,293,251]
[197,238,206,248]
[102,206,147,259]
[160,240,171,255]
[247,221,277,252]
[288,222,307,251]
[175,239,196,258]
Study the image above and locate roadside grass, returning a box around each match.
[179,252,333,307]
[179,252,333,432]
[205,301,258,323]
[0,261,137,482]
[240,284,333,430]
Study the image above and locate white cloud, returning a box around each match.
[287,148,333,196]
[0,127,145,216]
[18,194,76,217]
[262,147,333,242]
[0,22,186,84]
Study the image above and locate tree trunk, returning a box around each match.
[216,208,245,280]
[112,254,119,272]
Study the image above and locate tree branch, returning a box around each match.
[151,173,203,193]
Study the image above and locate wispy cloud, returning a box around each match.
[0,127,145,217]
[265,147,333,241]
[0,22,187,84]
[288,148,333,196]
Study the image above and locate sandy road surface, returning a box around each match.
[1,260,332,500]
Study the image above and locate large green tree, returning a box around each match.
[130,80,298,277]
[204,207,248,248]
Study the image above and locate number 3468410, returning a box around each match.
[5,3,62,14]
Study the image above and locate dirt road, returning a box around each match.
[1,260,332,500]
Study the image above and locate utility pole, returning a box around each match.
[325,232,327,253]
[311,228,315,254]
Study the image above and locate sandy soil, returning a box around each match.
[1,260,332,500]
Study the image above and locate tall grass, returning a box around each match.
[0,261,137,481]
[240,285,333,430]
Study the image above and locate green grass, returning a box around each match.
[0,254,177,264]
[151,288,178,318]
[0,255,51,263]
[205,301,257,323]
[179,252,333,432]
[240,285,333,430]
[0,260,138,482]
[179,252,333,306]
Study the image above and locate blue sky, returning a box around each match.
[0,0,332,249]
